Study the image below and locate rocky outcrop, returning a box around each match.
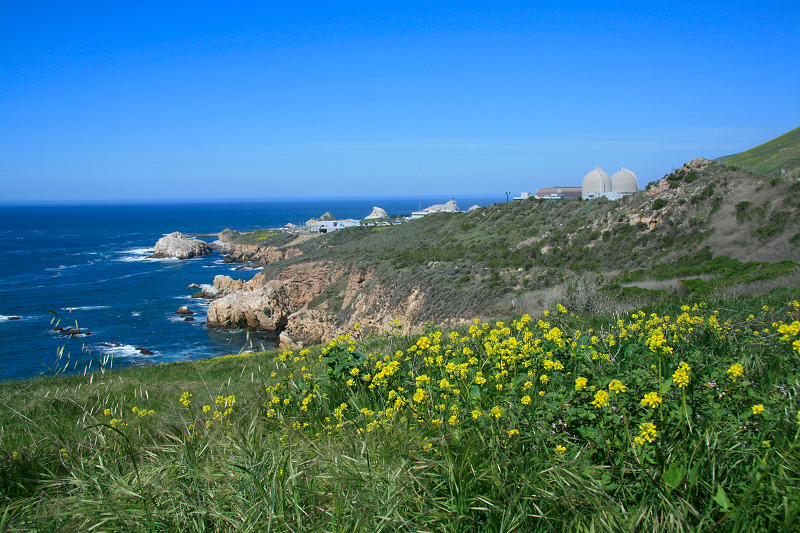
[206,262,332,331]
[421,198,460,214]
[364,206,388,220]
[210,228,240,252]
[305,212,336,226]
[192,274,244,299]
[153,232,212,259]
[205,260,432,348]
[223,243,302,266]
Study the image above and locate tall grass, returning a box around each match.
[2,290,800,531]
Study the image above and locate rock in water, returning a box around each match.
[152,232,212,259]
[363,206,388,220]
[176,306,194,315]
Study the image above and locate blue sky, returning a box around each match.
[2,1,799,202]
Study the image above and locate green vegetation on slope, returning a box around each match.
[252,159,799,324]
[2,290,799,531]
[718,126,800,177]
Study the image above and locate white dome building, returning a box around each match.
[582,166,612,198]
[611,167,638,194]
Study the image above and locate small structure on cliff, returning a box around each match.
[308,218,360,234]
[534,187,582,200]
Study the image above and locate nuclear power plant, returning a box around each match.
[530,166,639,201]
[581,166,638,199]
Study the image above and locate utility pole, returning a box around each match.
[418,164,421,211]
[505,191,511,202]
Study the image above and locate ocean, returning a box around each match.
[0,196,499,381]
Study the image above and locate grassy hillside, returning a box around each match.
[717,126,800,177]
[252,158,800,324]
[2,290,799,530]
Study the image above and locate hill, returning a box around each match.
[717,126,800,178]
[208,158,800,348]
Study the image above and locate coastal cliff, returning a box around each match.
[202,157,800,349]
[205,261,430,348]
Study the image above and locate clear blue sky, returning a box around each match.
[2,1,799,202]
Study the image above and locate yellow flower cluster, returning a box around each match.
[640,392,662,408]
[252,301,799,461]
[179,391,192,407]
[633,422,657,447]
[672,362,691,388]
[726,363,744,380]
[591,390,610,409]
[608,379,626,394]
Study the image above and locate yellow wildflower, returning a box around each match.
[640,392,662,408]
[521,395,531,405]
[761,440,771,448]
[727,363,744,380]
[471,409,482,419]
[490,406,503,418]
[575,377,588,391]
[555,444,567,455]
[608,379,626,394]
[591,390,610,409]
[413,388,426,403]
[179,391,192,407]
[752,404,765,415]
[672,362,691,388]
[632,422,657,447]
[507,429,520,437]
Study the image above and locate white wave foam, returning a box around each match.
[62,305,111,311]
[231,266,263,272]
[95,343,156,358]
[46,264,81,272]
[168,315,198,324]
[114,246,183,263]
[131,311,141,317]
[0,315,25,322]
[116,254,180,263]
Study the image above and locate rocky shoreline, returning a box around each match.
[155,226,426,351]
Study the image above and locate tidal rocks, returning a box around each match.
[176,306,194,315]
[54,326,90,336]
[152,232,211,259]
[136,347,154,355]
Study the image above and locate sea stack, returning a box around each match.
[152,232,212,259]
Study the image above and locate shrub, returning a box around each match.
[651,198,668,211]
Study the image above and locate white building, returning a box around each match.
[582,166,638,200]
[310,219,360,233]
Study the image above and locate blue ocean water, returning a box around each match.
[0,196,498,381]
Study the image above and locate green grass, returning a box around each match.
[2,289,800,531]
[718,126,800,176]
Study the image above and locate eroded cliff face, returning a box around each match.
[223,243,302,266]
[206,260,430,349]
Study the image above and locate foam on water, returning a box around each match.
[95,343,155,358]
[61,305,112,311]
